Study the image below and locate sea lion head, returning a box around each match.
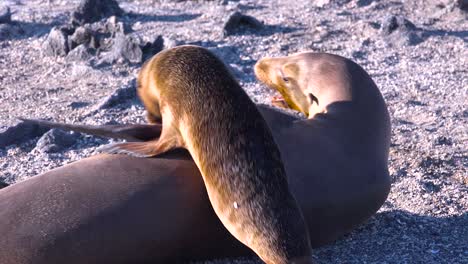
[254,52,354,118]
[138,57,163,124]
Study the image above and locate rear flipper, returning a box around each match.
[99,132,182,158]
[19,118,162,142]
[99,123,183,158]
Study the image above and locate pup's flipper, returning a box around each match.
[99,131,182,158]
[19,118,162,142]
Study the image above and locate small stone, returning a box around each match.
[69,26,92,50]
[356,0,375,7]
[43,26,71,57]
[35,128,80,153]
[68,101,90,109]
[457,0,468,11]
[141,35,164,61]
[95,80,137,110]
[66,44,95,62]
[71,0,124,26]
[100,33,142,64]
[223,11,263,37]
[380,15,423,46]
[104,16,131,36]
[352,50,366,59]
[381,15,416,35]
[0,6,11,24]
[0,121,49,149]
[434,136,453,146]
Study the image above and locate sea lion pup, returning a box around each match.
[101,45,314,264]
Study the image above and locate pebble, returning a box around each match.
[34,128,80,153]
[223,11,264,36]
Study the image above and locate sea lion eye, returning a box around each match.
[282,76,290,83]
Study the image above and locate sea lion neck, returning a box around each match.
[305,57,386,125]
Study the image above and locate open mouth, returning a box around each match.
[272,86,304,114]
[271,95,289,109]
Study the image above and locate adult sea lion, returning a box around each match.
[0,51,391,263]
[0,153,252,264]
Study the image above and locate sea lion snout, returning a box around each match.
[255,57,310,116]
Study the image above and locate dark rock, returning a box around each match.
[66,44,95,62]
[435,136,453,146]
[43,26,71,56]
[223,11,263,36]
[457,0,468,11]
[356,0,376,7]
[352,50,366,59]
[141,35,164,61]
[0,6,11,24]
[420,180,441,193]
[0,23,23,40]
[380,15,423,46]
[100,33,142,64]
[68,101,90,109]
[0,121,49,149]
[95,80,137,109]
[381,15,416,35]
[71,0,124,26]
[35,128,80,153]
[69,26,92,50]
[0,179,8,189]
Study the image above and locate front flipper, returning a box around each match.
[19,118,162,142]
[99,131,182,158]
